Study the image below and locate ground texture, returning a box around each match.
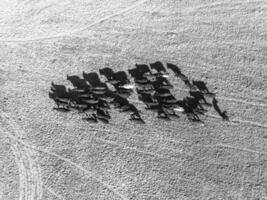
[0,0,267,199]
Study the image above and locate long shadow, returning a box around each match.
[192,80,210,93]
[110,93,143,122]
[212,98,229,121]
[189,91,211,106]
[177,98,203,122]
[166,63,181,75]
[166,63,195,89]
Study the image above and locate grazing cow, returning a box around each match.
[109,71,132,97]
[150,61,167,74]
[99,67,115,81]
[177,98,202,122]
[135,64,152,75]
[113,71,130,86]
[185,96,206,111]
[83,72,107,88]
[128,68,142,79]
[166,63,181,75]
[51,82,69,98]
[152,76,173,89]
[189,91,208,104]
[66,75,89,90]
[192,81,210,93]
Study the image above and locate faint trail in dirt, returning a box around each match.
[10,143,26,200]
[205,113,267,129]
[20,141,128,200]
[0,112,44,200]
[200,144,267,156]
[48,121,267,159]
[5,131,209,200]
[185,0,265,13]
[172,86,267,108]
[95,137,186,163]
[0,117,128,200]
[39,121,190,161]
[217,96,267,108]
[44,185,64,200]
[0,0,151,43]
[24,147,43,200]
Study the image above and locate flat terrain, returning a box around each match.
[0,0,266,199]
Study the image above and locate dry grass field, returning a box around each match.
[0,0,266,199]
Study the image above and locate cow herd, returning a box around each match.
[49,61,228,123]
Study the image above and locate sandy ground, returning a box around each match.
[0,0,267,199]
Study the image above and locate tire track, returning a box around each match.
[94,137,186,163]
[0,0,151,43]
[3,112,265,200]
[0,111,43,200]
[5,129,213,200]
[37,120,191,161]
[0,112,129,200]
[10,142,27,200]
[47,120,266,158]
[2,132,42,200]
[23,147,43,200]
[170,80,267,108]
[43,185,64,200]
[201,144,267,156]
[205,113,267,129]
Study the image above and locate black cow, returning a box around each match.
[67,75,89,90]
[83,72,107,88]
[51,82,69,98]
[150,61,167,74]
[99,67,115,81]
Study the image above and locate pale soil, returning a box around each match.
[0,0,266,199]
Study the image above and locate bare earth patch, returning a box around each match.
[0,0,266,199]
